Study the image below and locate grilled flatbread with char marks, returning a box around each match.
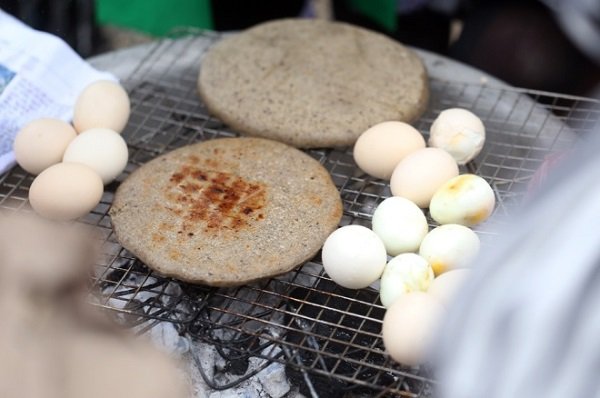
[110,137,343,286]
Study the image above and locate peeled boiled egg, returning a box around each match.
[419,224,480,275]
[29,162,104,220]
[379,253,434,308]
[13,118,77,175]
[428,269,470,307]
[353,121,425,180]
[322,225,387,289]
[63,128,129,184]
[430,174,495,226]
[390,147,459,208]
[382,292,443,366]
[73,80,130,133]
[429,108,485,165]
[372,197,428,256]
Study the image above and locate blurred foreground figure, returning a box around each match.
[0,215,189,398]
[433,128,600,396]
[435,2,600,395]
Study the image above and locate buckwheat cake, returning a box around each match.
[198,18,429,148]
[109,137,343,286]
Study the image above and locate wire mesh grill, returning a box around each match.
[2,34,600,396]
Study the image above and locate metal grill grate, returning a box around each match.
[2,34,600,396]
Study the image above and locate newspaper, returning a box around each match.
[0,9,116,175]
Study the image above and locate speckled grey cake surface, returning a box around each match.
[110,137,343,286]
[198,18,429,148]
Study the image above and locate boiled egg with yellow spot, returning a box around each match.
[380,253,434,308]
[429,108,485,165]
[419,224,480,276]
[429,174,495,226]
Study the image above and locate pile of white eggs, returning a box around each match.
[14,81,131,221]
[322,108,494,366]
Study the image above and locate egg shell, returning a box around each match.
[382,292,443,366]
[428,269,470,307]
[429,108,486,165]
[372,197,428,256]
[353,121,425,180]
[379,253,434,308]
[73,80,130,133]
[430,174,495,226]
[390,147,459,208]
[63,128,129,184]
[322,225,387,289]
[419,224,480,275]
[29,162,104,221]
[13,119,77,175]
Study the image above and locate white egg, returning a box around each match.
[353,121,425,180]
[428,269,470,307]
[73,80,130,133]
[379,253,434,308]
[63,128,129,184]
[382,292,443,366]
[372,197,428,256]
[29,163,104,221]
[390,147,459,208]
[321,225,387,289]
[430,174,495,226]
[13,118,77,175]
[429,108,485,165]
[419,224,480,276]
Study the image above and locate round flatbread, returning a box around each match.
[110,137,343,286]
[198,18,429,148]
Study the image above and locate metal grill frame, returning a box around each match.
[2,34,600,397]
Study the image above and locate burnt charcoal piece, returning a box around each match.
[221,355,249,376]
[283,279,393,396]
[285,367,347,398]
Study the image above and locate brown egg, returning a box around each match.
[428,269,471,307]
[29,163,103,221]
[73,80,130,133]
[13,119,77,175]
[353,121,425,180]
[390,147,459,208]
[382,292,443,366]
